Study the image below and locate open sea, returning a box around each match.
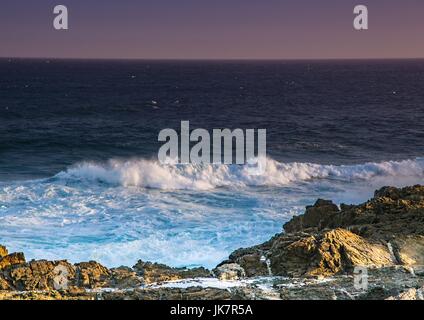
[1,59,424,268]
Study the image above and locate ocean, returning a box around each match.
[1,58,424,268]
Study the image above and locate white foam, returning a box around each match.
[56,157,424,190]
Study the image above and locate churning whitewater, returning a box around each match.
[57,157,424,190]
[1,156,423,269]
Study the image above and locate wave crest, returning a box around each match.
[54,157,424,190]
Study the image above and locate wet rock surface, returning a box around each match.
[1,185,424,300]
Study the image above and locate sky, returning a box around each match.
[0,0,423,59]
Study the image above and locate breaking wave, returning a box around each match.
[55,157,424,190]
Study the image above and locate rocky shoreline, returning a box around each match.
[1,185,424,300]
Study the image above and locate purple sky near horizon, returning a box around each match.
[1,0,423,59]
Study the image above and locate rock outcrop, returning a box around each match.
[74,261,111,288]
[0,253,212,293]
[0,252,26,270]
[109,267,142,289]
[223,185,424,278]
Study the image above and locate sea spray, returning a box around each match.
[56,157,424,190]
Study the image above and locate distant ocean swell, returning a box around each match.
[55,157,424,190]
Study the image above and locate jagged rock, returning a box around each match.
[319,185,424,238]
[110,267,142,288]
[374,185,424,200]
[74,261,111,288]
[0,252,26,270]
[0,275,12,290]
[283,199,340,233]
[133,261,211,284]
[0,245,8,258]
[213,263,246,280]
[223,229,394,278]
[3,260,75,291]
[221,185,424,278]
[272,229,393,277]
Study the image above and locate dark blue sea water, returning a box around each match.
[1,59,424,267]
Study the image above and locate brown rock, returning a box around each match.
[0,245,8,258]
[75,261,111,288]
[307,229,393,276]
[0,252,26,270]
[319,185,424,238]
[374,185,424,200]
[110,266,142,288]
[224,229,394,278]
[4,260,75,291]
[0,275,12,290]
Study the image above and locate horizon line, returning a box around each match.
[1,56,424,62]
